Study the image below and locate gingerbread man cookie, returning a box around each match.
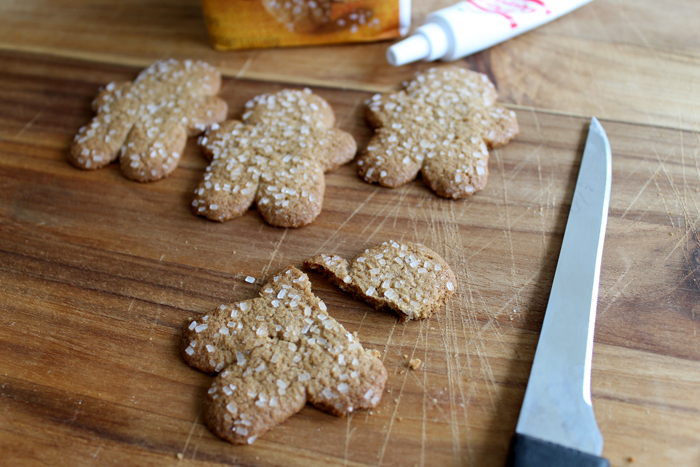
[358,66,518,198]
[181,266,387,444]
[70,59,227,182]
[305,240,456,320]
[192,88,356,228]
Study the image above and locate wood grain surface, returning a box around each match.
[1,1,699,466]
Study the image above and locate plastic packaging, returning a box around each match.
[202,0,411,51]
[387,0,593,66]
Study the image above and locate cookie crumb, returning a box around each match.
[408,358,422,370]
[176,453,184,460]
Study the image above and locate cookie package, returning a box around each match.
[357,66,519,198]
[201,0,410,51]
[181,266,387,445]
[69,59,227,182]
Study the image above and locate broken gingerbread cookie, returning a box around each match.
[192,88,356,228]
[358,66,518,198]
[304,240,456,320]
[69,59,227,182]
[181,266,386,445]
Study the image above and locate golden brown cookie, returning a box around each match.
[358,66,518,198]
[192,88,356,228]
[304,240,456,320]
[69,59,227,182]
[181,266,387,445]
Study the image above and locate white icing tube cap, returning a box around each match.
[386,0,594,67]
[387,23,449,67]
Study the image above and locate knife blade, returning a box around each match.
[506,117,611,467]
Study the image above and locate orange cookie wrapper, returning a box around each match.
[201,0,410,50]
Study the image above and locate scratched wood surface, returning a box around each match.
[0,1,699,466]
[1,0,699,131]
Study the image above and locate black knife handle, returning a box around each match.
[506,433,610,467]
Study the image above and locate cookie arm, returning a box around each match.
[182,95,228,137]
[357,129,423,188]
[69,82,137,171]
[91,81,131,112]
[318,128,357,172]
[364,93,397,129]
[483,106,519,148]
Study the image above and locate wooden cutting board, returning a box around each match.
[1,1,699,466]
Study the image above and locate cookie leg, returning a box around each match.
[204,347,308,445]
[119,120,187,182]
[70,112,134,170]
[256,162,325,228]
[191,149,260,222]
[421,136,489,198]
[358,130,422,188]
[305,346,387,416]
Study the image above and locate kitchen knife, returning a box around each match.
[506,118,611,467]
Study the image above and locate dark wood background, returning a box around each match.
[1,0,699,466]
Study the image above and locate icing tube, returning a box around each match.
[387,0,593,66]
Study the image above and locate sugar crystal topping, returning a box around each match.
[181,266,386,444]
[305,241,456,321]
[70,59,226,182]
[192,89,355,227]
[359,66,518,198]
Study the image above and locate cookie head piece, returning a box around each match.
[69,59,227,182]
[192,88,356,228]
[358,66,518,198]
[181,267,386,444]
[305,240,456,320]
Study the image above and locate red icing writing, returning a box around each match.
[467,0,551,28]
